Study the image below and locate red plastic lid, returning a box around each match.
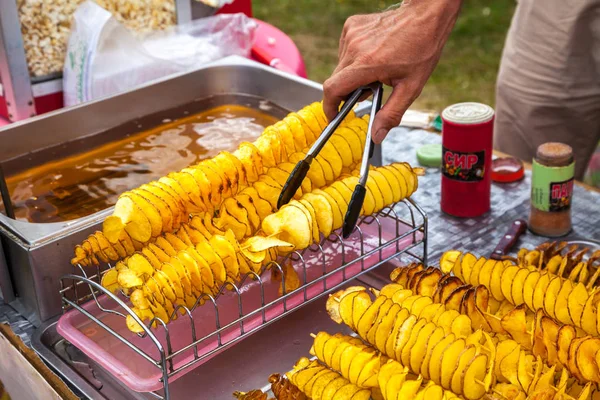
[492,157,524,183]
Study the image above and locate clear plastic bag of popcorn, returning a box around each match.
[63,1,256,106]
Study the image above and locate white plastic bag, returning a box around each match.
[63,1,256,106]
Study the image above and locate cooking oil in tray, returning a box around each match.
[3,104,279,223]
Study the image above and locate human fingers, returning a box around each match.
[372,82,414,143]
[322,65,378,121]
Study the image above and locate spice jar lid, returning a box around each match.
[416,144,442,167]
[536,142,574,166]
[441,102,495,125]
[491,157,524,183]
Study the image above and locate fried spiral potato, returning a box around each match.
[101,102,361,244]
[103,159,418,333]
[441,251,600,337]
[516,242,600,289]
[269,374,307,400]
[325,286,495,399]
[73,112,370,267]
[261,163,419,250]
[391,263,600,385]
[310,332,385,388]
[377,359,460,400]
[286,357,372,400]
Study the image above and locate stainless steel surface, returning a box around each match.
[0,0,212,121]
[60,199,427,399]
[175,0,192,24]
[34,275,392,400]
[0,239,15,303]
[0,0,36,121]
[0,163,14,218]
[0,56,325,324]
[345,83,383,238]
[357,83,382,187]
[191,1,219,19]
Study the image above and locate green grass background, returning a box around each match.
[253,0,515,111]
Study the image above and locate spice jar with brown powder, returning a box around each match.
[529,142,575,237]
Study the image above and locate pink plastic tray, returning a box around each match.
[58,216,422,393]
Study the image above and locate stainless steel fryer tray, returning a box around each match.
[33,272,396,400]
[0,56,385,324]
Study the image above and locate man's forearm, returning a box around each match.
[397,0,463,55]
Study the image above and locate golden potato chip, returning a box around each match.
[369,170,394,207]
[124,192,162,238]
[242,236,294,253]
[315,155,334,183]
[328,135,354,167]
[254,135,277,168]
[158,176,190,205]
[218,203,250,241]
[382,165,408,200]
[240,187,273,221]
[278,162,312,195]
[555,279,575,325]
[172,170,207,211]
[268,166,303,199]
[127,252,155,277]
[168,257,194,296]
[347,120,367,147]
[306,156,328,188]
[234,193,260,232]
[118,268,144,288]
[214,152,241,195]
[312,189,343,232]
[175,226,194,247]
[543,277,562,319]
[297,199,321,243]
[202,213,225,236]
[321,142,343,178]
[290,111,318,145]
[302,193,334,238]
[272,122,297,156]
[298,107,323,138]
[137,186,173,233]
[262,205,311,250]
[282,115,308,152]
[279,262,301,296]
[337,126,363,161]
[101,268,120,293]
[330,181,354,206]
[234,142,260,182]
[175,252,203,293]
[197,162,226,206]
[210,234,240,282]
[105,198,148,243]
[182,224,208,244]
[153,269,179,302]
[254,175,283,209]
[164,232,188,252]
[365,177,384,213]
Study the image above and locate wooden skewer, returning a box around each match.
[310,333,316,338]
[491,388,509,399]
[475,379,487,387]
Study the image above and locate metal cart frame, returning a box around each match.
[0,0,225,122]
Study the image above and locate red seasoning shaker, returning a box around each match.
[441,102,495,217]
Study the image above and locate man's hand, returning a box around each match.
[323,0,462,143]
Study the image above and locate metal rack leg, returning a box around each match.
[0,1,36,121]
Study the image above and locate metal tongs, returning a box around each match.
[277,82,383,239]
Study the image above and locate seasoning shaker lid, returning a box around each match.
[535,142,573,166]
[441,102,495,125]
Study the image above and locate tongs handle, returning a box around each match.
[342,82,384,238]
[277,86,368,209]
